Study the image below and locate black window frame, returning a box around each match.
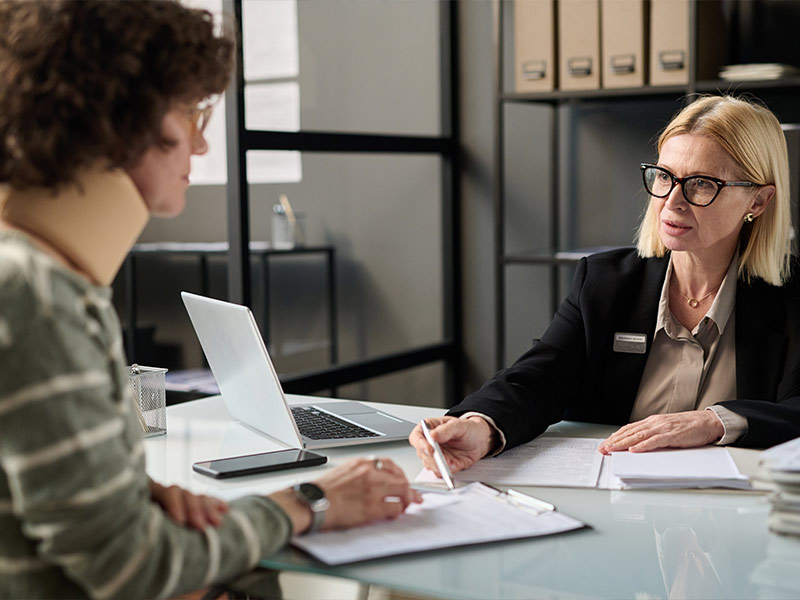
[222,0,462,404]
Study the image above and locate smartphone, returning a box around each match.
[192,449,327,479]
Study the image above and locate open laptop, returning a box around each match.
[181,291,416,449]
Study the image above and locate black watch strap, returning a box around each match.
[293,482,329,534]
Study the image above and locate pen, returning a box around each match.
[420,419,455,490]
[482,483,556,513]
[506,488,556,512]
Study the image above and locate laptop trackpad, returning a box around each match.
[313,401,411,434]
[322,401,372,415]
[348,412,403,430]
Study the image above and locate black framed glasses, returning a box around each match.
[640,163,759,207]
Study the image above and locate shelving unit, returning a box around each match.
[493,0,800,369]
[122,243,337,370]
[220,0,463,401]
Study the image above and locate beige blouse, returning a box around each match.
[630,254,747,444]
[468,254,748,454]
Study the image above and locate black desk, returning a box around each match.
[121,242,337,371]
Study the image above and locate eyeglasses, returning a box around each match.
[640,163,759,207]
[183,104,214,135]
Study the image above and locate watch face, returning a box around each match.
[298,482,325,502]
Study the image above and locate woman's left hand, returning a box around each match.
[149,479,229,530]
[597,410,725,454]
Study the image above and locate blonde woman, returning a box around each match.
[412,95,800,476]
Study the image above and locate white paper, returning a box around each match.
[242,0,299,81]
[610,446,750,489]
[291,483,585,565]
[416,437,604,487]
[597,453,623,490]
[761,436,800,472]
[245,83,299,132]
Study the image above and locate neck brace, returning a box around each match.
[1,169,149,285]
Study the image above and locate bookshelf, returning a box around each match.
[494,0,800,368]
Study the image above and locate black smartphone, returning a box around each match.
[192,449,327,479]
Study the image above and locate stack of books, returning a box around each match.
[760,437,800,536]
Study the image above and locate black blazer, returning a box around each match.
[450,248,800,450]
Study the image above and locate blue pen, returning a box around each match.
[420,419,455,490]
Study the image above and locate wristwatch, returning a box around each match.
[293,482,330,534]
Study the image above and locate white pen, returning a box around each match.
[420,419,455,490]
[506,488,556,512]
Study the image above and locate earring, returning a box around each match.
[744,213,755,223]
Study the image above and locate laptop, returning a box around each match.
[181,291,416,449]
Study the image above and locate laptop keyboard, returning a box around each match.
[291,406,380,440]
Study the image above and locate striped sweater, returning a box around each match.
[0,230,291,599]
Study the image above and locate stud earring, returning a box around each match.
[744,213,755,223]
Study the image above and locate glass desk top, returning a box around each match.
[146,396,800,600]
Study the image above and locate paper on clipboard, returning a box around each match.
[290,482,586,565]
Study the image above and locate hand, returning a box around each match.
[597,411,725,454]
[149,479,229,530]
[269,457,422,534]
[316,457,422,530]
[409,415,496,476]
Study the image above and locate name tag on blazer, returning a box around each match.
[613,332,647,354]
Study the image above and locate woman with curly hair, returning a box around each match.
[0,2,420,598]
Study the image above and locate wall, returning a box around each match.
[121,1,448,407]
[456,1,498,394]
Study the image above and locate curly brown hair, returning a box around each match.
[0,0,235,190]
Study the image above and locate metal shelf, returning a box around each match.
[501,85,689,104]
[494,0,800,370]
[219,0,463,402]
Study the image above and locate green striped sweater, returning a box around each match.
[0,230,291,599]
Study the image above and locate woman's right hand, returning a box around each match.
[269,457,422,535]
[408,415,496,477]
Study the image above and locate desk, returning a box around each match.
[145,396,800,600]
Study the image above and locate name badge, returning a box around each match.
[613,332,647,354]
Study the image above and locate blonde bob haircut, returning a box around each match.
[635,95,791,286]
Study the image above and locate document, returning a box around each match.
[417,437,604,488]
[610,446,750,489]
[759,437,800,536]
[761,436,800,472]
[291,482,586,565]
[415,437,750,491]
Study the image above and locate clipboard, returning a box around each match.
[290,482,586,565]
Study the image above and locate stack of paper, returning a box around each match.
[760,437,800,537]
[165,368,220,395]
[719,63,800,81]
[610,446,751,490]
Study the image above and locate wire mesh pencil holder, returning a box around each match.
[128,364,168,437]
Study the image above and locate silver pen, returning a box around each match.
[483,483,556,513]
[420,419,455,490]
[506,488,556,512]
